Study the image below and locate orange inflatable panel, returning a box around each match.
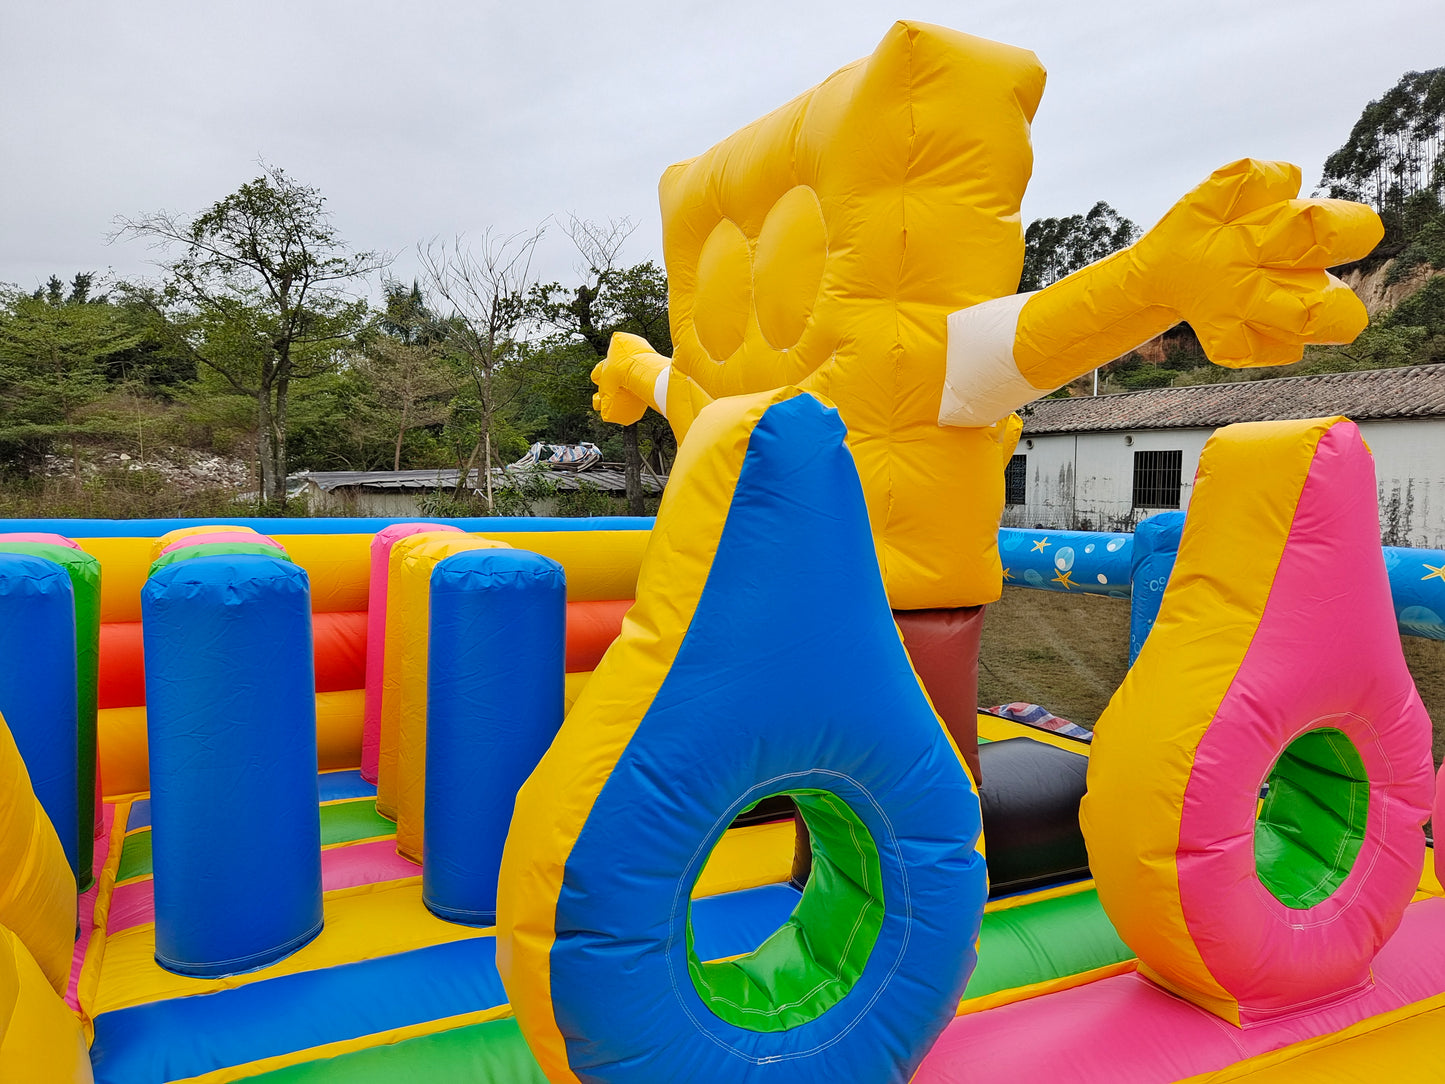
[98,611,369,708]
[313,611,368,693]
[98,622,145,710]
[565,600,631,673]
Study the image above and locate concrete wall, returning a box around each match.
[300,485,565,518]
[1002,428,1213,534]
[1001,418,1445,547]
[302,486,427,518]
[1358,418,1445,548]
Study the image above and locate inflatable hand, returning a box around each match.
[1134,159,1383,367]
[994,159,1384,408]
[590,332,668,425]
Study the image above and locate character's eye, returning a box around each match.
[754,185,827,351]
[692,186,829,364]
[693,219,752,362]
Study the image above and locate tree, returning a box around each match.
[351,282,457,470]
[376,280,434,346]
[1321,68,1445,246]
[352,337,457,470]
[416,228,543,511]
[0,276,139,477]
[32,272,96,306]
[1376,275,1445,364]
[529,216,672,514]
[1019,201,1140,292]
[115,164,387,508]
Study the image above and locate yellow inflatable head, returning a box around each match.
[658,22,1041,608]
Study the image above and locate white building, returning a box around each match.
[1004,365,1445,548]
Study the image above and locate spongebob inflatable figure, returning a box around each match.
[592,21,1381,614]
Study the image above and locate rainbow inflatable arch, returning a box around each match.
[4,20,1445,1084]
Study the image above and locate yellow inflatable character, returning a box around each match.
[592,21,1381,613]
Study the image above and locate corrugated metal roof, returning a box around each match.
[300,467,666,495]
[1021,365,1445,434]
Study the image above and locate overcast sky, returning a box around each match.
[2,0,1441,298]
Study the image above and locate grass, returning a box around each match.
[979,586,1445,769]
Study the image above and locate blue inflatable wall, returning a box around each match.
[1128,512,1187,664]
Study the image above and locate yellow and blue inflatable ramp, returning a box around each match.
[498,387,988,1083]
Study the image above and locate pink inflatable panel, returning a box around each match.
[361,524,464,782]
[915,897,1445,1083]
[104,838,421,937]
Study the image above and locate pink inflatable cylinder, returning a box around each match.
[1436,762,1445,888]
[361,523,463,783]
[159,532,285,557]
[0,533,82,549]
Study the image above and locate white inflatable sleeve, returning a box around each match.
[939,292,1054,427]
[652,367,671,421]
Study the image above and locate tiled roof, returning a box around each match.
[300,467,666,495]
[1020,365,1445,434]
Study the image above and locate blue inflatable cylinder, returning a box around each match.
[1128,511,1187,664]
[423,549,566,925]
[0,554,80,882]
[143,555,323,977]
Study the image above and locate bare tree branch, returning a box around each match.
[416,225,545,511]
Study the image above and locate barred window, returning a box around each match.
[1004,454,1027,506]
[1132,449,1183,509]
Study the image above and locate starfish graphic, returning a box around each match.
[1030,537,1050,553]
[1052,569,1076,590]
[1001,567,1012,582]
[1424,562,1445,584]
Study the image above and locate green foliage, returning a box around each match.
[285,369,386,470]
[488,469,557,517]
[1374,188,1445,285]
[1159,329,1206,371]
[4,198,672,519]
[376,280,441,346]
[1386,273,1445,334]
[1020,202,1140,292]
[414,490,484,519]
[115,163,386,507]
[526,256,675,480]
[413,467,559,518]
[1376,275,1445,364]
[1115,362,1176,391]
[342,340,457,471]
[554,478,616,518]
[0,282,143,473]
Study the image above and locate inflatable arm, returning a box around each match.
[939,159,1383,426]
[591,332,715,440]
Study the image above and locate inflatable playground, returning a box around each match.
[4,19,1445,1084]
